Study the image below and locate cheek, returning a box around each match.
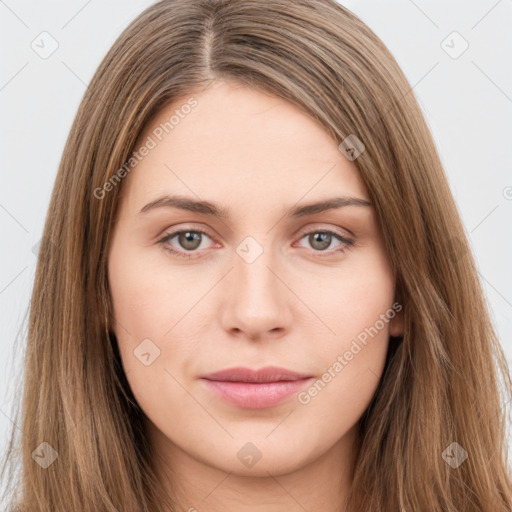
[107,246,203,423]
[291,271,394,453]
[293,250,395,356]
[291,249,395,410]
[107,240,205,389]
[108,241,204,338]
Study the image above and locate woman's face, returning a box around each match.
[107,79,403,479]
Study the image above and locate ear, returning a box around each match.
[389,307,404,338]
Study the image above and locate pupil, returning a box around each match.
[311,232,331,251]
[180,231,200,250]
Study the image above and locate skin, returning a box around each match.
[107,79,404,512]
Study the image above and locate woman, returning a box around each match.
[2,0,511,510]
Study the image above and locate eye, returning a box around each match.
[157,226,355,259]
[294,229,355,256]
[157,228,215,259]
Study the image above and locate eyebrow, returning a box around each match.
[138,194,372,218]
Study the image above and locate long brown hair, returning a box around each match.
[2,0,511,510]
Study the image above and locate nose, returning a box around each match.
[220,245,293,341]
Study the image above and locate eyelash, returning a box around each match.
[157,227,355,259]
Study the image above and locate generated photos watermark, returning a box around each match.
[93,97,198,200]
[297,301,402,405]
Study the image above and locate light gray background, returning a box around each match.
[1,0,511,503]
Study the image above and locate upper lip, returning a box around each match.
[201,366,313,383]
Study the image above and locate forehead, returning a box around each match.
[121,80,368,213]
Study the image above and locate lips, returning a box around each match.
[200,366,314,409]
[201,365,312,383]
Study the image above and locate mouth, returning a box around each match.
[200,366,314,409]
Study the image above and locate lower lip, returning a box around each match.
[201,378,312,409]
